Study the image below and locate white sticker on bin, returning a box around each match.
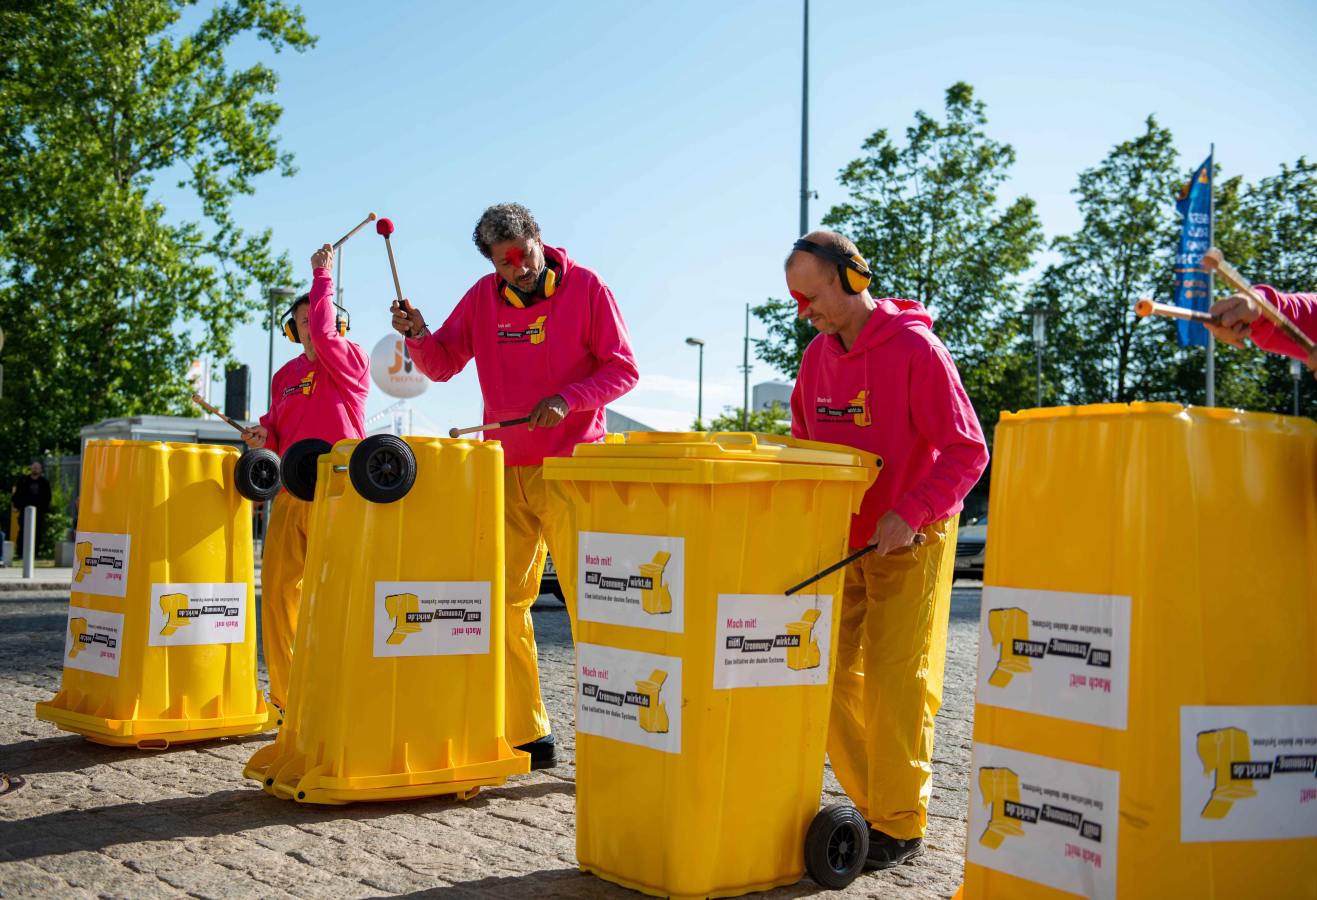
[577,643,681,754]
[966,742,1119,900]
[1180,704,1317,843]
[713,594,832,689]
[372,581,491,658]
[975,586,1131,730]
[148,583,247,647]
[577,532,684,633]
[63,606,124,677]
[70,531,130,598]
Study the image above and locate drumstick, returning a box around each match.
[191,394,246,433]
[785,534,927,596]
[1201,248,1316,354]
[332,212,377,250]
[448,417,532,439]
[1134,298,1220,325]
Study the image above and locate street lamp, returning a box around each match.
[1027,305,1053,408]
[266,286,296,411]
[1291,356,1303,417]
[685,337,705,428]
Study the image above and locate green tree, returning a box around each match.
[1035,116,1199,404]
[753,83,1044,439]
[0,0,314,468]
[696,402,791,436]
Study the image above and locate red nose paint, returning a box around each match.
[504,246,524,268]
[790,290,810,316]
[375,218,395,236]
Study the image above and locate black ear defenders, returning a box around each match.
[791,239,873,294]
[283,298,349,343]
[499,257,561,309]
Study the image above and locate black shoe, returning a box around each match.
[865,831,924,870]
[515,734,558,770]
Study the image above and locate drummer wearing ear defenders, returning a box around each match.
[243,243,370,717]
[390,203,638,770]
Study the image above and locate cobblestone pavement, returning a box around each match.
[0,586,981,899]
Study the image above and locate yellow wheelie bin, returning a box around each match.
[962,404,1317,900]
[544,432,880,899]
[35,439,272,748]
[243,434,527,803]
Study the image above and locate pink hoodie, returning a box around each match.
[791,298,989,548]
[259,268,370,457]
[406,246,638,466]
[1249,285,1317,361]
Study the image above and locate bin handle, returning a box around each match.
[707,432,763,452]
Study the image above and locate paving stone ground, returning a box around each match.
[0,585,982,899]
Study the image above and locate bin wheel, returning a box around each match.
[349,434,417,504]
[235,448,282,502]
[804,803,869,889]
[280,438,332,502]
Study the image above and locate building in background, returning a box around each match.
[753,380,794,418]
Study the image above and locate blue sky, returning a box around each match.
[197,0,1316,432]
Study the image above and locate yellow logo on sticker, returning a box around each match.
[636,669,670,734]
[978,767,1027,849]
[385,593,422,645]
[68,617,89,658]
[785,608,822,671]
[639,551,672,615]
[1198,727,1258,819]
[158,593,192,636]
[987,607,1033,687]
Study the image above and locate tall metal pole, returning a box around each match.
[1206,143,1216,407]
[266,288,275,411]
[697,344,704,426]
[742,304,750,431]
[799,0,810,236]
[1035,343,1043,408]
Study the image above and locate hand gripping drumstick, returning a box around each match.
[448,416,532,439]
[332,212,377,250]
[785,533,927,596]
[1134,298,1220,325]
[191,393,247,433]
[1201,248,1317,354]
[376,218,404,304]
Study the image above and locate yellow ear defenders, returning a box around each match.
[282,296,349,343]
[499,258,561,309]
[791,238,873,294]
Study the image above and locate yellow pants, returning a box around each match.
[260,494,311,710]
[503,465,575,747]
[827,515,958,840]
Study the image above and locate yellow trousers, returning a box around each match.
[827,515,958,840]
[260,494,311,711]
[503,465,575,747]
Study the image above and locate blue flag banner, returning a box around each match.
[1173,155,1213,347]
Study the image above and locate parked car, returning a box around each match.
[540,553,565,603]
[955,513,987,579]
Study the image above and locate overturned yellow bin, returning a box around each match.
[36,440,269,748]
[243,435,527,804]
[962,404,1317,900]
[544,432,880,899]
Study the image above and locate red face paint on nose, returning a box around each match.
[790,290,810,316]
[504,247,525,268]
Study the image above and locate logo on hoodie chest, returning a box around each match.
[282,369,315,398]
[496,315,548,345]
[814,390,871,427]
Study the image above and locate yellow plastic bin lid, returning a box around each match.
[545,431,881,487]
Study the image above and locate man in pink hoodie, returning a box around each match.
[787,231,988,869]
[391,203,638,769]
[1206,285,1317,378]
[242,243,370,715]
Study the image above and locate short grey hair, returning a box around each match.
[473,203,541,259]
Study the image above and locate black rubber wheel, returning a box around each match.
[805,803,869,889]
[235,448,282,502]
[280,438,332,502]
[348,434,417,503]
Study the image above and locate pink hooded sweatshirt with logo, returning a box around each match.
[1249,285,1317,361]
[406,246,639,466]
[259,268,370,457]
[791,298,989,549]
